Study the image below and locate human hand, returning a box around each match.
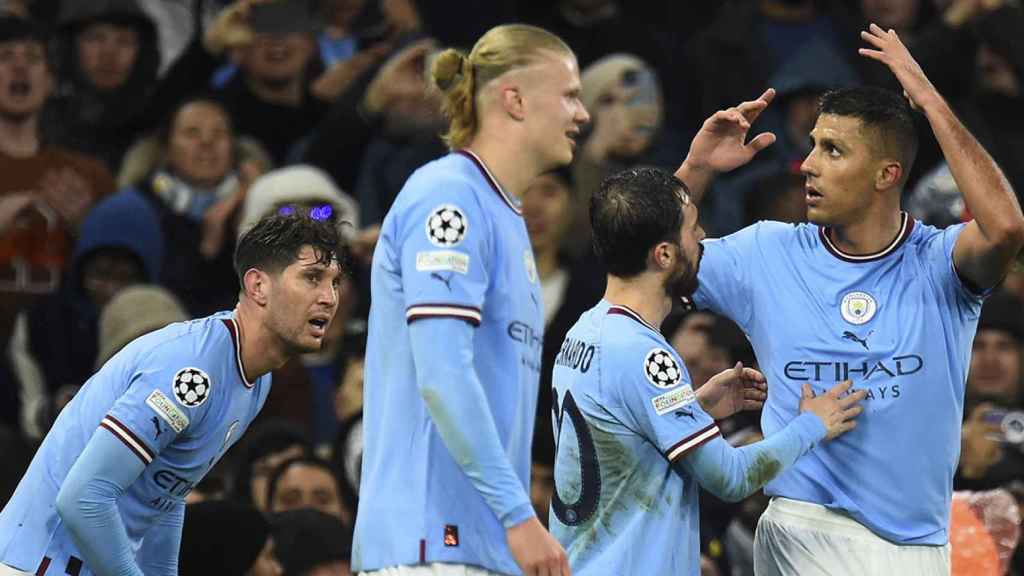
[311,43,393,102]
[199,159,263,259]
[960,403,1004,479]
[204,0,269,55]
[697,362,768,420]
[364,38,437,116]
[684,89,776,175]
[798,380,866,440]
[38,168,94,229]
[507,516,571,576]
[859,23,941,111]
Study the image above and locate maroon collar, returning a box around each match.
[818,212,914,263]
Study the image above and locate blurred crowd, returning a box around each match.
[0,0,1022,574]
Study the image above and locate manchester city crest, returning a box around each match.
[840,291,877,325]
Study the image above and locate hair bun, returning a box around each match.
[432,48,467,91]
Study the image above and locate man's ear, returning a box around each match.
[876,160,903,193]
[243,268,270,306]
[651,242,674,272]
[501,85,526,121]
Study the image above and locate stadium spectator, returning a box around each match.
[266,456,349,525]
[95,284,188,368]
[233,419,312,511]
[118,96,269,316]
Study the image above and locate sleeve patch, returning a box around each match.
[644,348,682,389]
[172,368,212,407]
[416,250,470,274]
[146,389,190,433]
[426,204,468,247]
[652,385,696,416]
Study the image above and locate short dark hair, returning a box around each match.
[265,456,347,513]
[234,212,344,285]
[818,86,918,184]
[590,167,688,278]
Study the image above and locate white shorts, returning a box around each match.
[0,564,32,576]
[360,564,505,576]
[754,497,951,576]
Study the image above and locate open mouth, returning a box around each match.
[308,317,330,336]
[806,185,823,203]
[9,81,30,96]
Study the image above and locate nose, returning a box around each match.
[799,151,816,178]
[577,102,591,125]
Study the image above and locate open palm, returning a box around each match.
[697,362,768,420]
[687,89,778,173]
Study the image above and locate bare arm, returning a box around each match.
[861,23,1024,290]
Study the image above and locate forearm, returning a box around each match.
[409,318,535,528]
[137,501,184,576]
[923,97,1023,241]
[55,430,147,576]
[679,413,825,502]
[674,159,716,206]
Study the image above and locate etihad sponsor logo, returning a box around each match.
[783,354,923,382]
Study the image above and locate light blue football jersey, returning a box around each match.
[550,300,720,575]
[354,151,543,574]
[0,311,271,574]
[693,214,983,544]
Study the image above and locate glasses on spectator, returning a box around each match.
[276,203,335,222]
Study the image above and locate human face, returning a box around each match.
[522,173,571,255]
[247,537,283,576]
[666,200,704,299]
[242,33,315,87]
[250,443,306,511]
[670,313,731,388]
[167,101,233,188]
[969,329,1021,401]
[270,463,345,520]
[800,114,880,226]
[265,245,342,354]
[76,22,139,91]
[81,249,145,310]
[0,39,51,121]
[521,52,590,170]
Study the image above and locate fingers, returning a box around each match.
[826,379,854,399]
[801,383,815,400]
[838,388,867,410]
[747,131,776,153]
[737,88,775,122]
[858,48,886,62]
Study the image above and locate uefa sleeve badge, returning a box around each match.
[426,204,468,247]
[644,348,682,389]
[172,367,212,407]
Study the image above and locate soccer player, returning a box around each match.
[550,166,864,575]
[672,26,1024,574]
[353,24,588,576]
[0,213,343,576]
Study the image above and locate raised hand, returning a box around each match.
[697,362,768,420]
[858,23,940,110]
[685,89,777,174]
[799,380,866,440]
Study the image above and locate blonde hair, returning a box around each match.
[431,24,573,150]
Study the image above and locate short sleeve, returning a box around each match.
[398,179,491,326]
[693,223,761,328]
[104,350,219,465]
[923,223,988,307]
[606,339,720,463]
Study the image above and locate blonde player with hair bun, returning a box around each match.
[355,24,588,576]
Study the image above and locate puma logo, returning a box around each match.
[431,272,453,291]
[842,330,874,350]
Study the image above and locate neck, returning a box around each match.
[827,202,904,255]
[246,76,303,107]
[466,131,544,201]
[0,114,40,157]
[603,273,672,329]
[233,301,291,381]
[535,247,560,281]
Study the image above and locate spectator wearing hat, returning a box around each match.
[179,500,283,576]
[94,284,188,368]
[271,508,351,576]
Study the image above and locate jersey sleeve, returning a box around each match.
[104,346,221,466]
[604,337,720,463]
[692,222,762,328]
[923,222,988,309]
[397,177,491,326]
